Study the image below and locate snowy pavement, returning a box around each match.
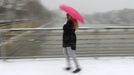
[0,57,134,75]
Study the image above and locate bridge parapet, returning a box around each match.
[0,26,134,59]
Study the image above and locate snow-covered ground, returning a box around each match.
[0,57,134,75]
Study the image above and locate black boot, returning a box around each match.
[72,68,81,73]
[65,67,71,71]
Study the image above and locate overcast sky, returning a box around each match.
[40,0,134,14]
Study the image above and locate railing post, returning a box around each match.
[0,30,7,61]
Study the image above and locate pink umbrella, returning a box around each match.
[59,4,84,24]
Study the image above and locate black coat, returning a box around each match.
[63,20,76,50]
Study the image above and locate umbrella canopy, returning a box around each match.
[59,5,84,24]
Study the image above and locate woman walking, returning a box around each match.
[63,14,81,73]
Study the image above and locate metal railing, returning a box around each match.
[0,26,134,59]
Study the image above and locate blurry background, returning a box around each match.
[41,0,134,25]
[0,0,134,29]
[0,0,55,28]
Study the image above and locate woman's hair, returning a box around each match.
[72,19,79,29]
[66,14,79,29]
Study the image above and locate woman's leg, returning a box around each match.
[66,47,80,69]
[63,47,71,68]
